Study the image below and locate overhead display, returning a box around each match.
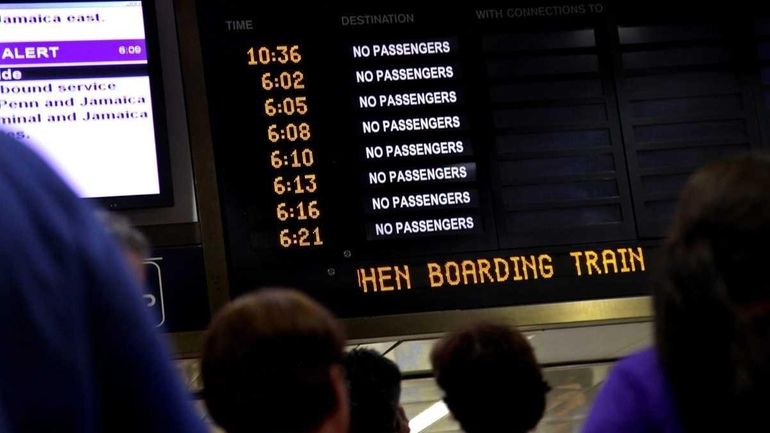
[196,1,770,317]
[0,0,172,208]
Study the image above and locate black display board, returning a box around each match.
[195,1,770,318]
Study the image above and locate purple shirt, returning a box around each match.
[582,348,683,433]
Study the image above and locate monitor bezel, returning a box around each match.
[3,0,175,209]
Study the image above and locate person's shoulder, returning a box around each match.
[613,347,664,378]
[609,347,677,414]
[605,347,671,399]
[582,347,681,433]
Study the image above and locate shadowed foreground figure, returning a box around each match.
[431,322,549,433]
[583,154,770,433]
[343,348,410,433]
[202,288,349,433]
[0,133,207,433]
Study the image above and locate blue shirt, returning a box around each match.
[0,134,208,433]
[582,348,683,433]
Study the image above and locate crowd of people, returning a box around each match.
[0,131,769,433]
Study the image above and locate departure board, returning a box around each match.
[196,1,770,318]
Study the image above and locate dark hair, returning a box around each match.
[343,349,403,433]
[202,289,346,433]
[654,154,770,432]
[430,322,548,433]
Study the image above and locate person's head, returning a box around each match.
[431,322,548,433]
[654,153,770,431]
[202,288,348,433]
[95,210,150,282]
[343,349,409,433]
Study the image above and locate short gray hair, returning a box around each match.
[95,210,150,259]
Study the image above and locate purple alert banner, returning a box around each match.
[0,39,147,66]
